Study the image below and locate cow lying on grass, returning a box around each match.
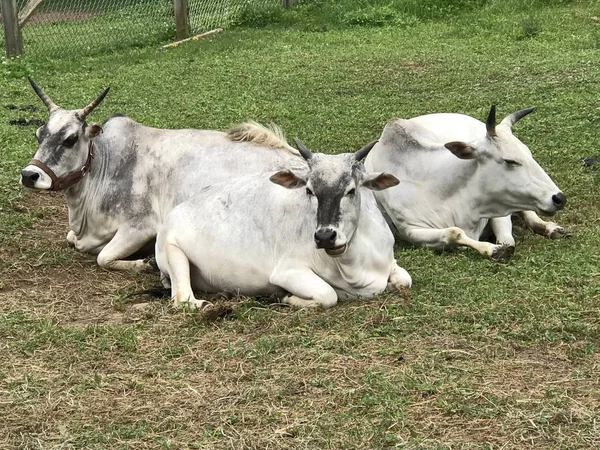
[365,105,568,260]
[156,139,412,309]
[20,78,301,272]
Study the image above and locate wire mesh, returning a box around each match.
[1,0,280,58]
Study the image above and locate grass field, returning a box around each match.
[1,1,600,448]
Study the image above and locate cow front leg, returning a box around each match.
[157,241,210,309]
[490,216,516,247]
[405,226,514,261]
[387,260,412,291]
[270,267,338,309]
[519,211,569,239]
[96,226,156,272]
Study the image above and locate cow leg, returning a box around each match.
[387,260,412,291]
[405,226,514,261]
[490,216,516,247]
[161,242,210,309]
[96,227,156,272]
[270,268,338,309]
[519,210,569,239]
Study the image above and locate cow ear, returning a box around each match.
[85,123,102,138]
[270,170,307,189]
[362,172,400,191]
[444,141,477,160]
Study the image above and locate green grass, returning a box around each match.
[1,1,600,448]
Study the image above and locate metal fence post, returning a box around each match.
[1,0,23,57]
[174,0,189,40]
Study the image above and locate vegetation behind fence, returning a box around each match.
[0,0,280,58]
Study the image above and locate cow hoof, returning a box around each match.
[160,272,171,289]
[183,299,212,310]
[143,256,159,273]
[282,295,322,308]
[547,226,571,239]
[390,265,412,288]
[491,244,514,262]
[66,230,77,248]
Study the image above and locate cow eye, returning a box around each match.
[346,188,356,196]
[504,159,521,167]
[62,135,78,148]
[306,187,314,196]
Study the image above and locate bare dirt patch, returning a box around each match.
[0,192,158,326]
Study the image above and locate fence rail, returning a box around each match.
[1,0,284,58]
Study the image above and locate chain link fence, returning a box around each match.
[1,0,280,58]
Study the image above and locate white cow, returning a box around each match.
[20,78,301,272]
[155,138,412,309]
[365,105,567,260]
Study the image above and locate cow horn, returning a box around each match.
[28,77,59,112]
[500,106,537,129]
[354,140,378,161]
[294,138,313,161]
[486,104,497,137]
[80,87,110,118]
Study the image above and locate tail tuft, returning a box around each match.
[226,120,299,155]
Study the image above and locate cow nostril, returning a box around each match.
[552,192,567,208]
[21,170,40,187]
[328,230,337,242]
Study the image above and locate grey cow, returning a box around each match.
[156,138,412,309]
[20,78,302,271]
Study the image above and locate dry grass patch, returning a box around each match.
[404,343,600,448]
[3,288,599,449]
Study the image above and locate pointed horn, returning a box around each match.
[80,87,110,118]
[294,138,313,161]
[28,77,59,112]
[354,140,378,161]
[486,104,497,137]
[500,106,537,129]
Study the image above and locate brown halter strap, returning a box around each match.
[29,140,95,191]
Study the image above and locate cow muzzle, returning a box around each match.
[314,228,347,256]
[20,165,52,190]
[20,169,40,188]
[538,191,567,216]
[20,140,95,191]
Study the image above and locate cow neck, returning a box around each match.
[30,140,95,191]
[63,137,108,237]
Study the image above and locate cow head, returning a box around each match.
[444,105,566,216]
[270,139,399,257]
[20,78,109,190]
